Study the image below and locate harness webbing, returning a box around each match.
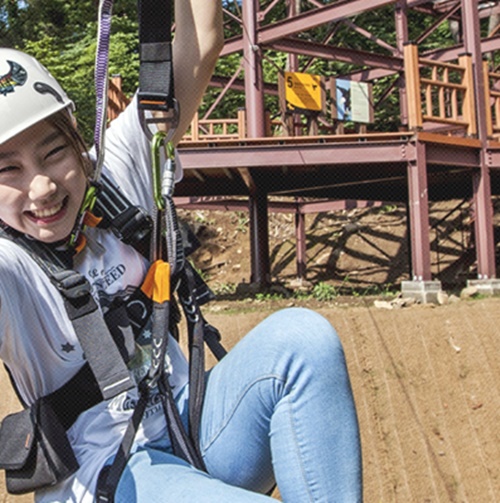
[0,228,135,403]
[92,0,227,499]
[137,0,175,112]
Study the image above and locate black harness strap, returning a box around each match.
[96,383,150,503]
[137,0,175,112]
[53,270,135,401]
[93,174,152,251]
[45,363,100,431]
[0,229,135,403]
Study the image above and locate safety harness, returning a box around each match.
[0,171,226,495]
[1,0,228,499]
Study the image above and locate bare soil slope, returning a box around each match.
[183,199,495,295]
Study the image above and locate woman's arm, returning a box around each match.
[169,0,224,144]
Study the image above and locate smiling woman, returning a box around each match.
[0,120,87,243]
[0,1,362,501]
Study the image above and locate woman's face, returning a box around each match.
[0,120,87,243]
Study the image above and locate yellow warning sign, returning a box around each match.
[284,72,323,112]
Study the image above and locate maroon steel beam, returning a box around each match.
[221,0,465,56]
[221,0,397,56]
[174,197,383,213]
[242,0,269,285]
[249,192,271,284]
[295,205,307,279]
[407,140,432,281]
[203,64,243,120]
[342,18,398,54]
[178,140,416,169]
[415,2,461,44]
[343,36,500,82]
[462,0,497,279]
[242,0,266,138]
[265,38,404,71]
[395,0,410,127]
[423,35,500,62]
[209,74,277,95]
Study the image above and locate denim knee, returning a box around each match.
[256,307,346,369]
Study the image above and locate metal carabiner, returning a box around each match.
[68,183,98,246]
[151,131,177,211]
[139,98,180,142]
[151,131,168,211]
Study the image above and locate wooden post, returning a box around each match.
[403,43,423,130]
[190,113,199,141]
[238,109,246,139]
[482,59,493,137]
[459,54,477,137]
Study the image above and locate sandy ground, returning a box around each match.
[1,296,499,502]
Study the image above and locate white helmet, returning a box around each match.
[0,48,75,145]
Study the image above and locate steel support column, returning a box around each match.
[249,191,271,285]
[395,0,409,128]
[461,0,496,279]
[243,0,269,285]
[407,140,432,281]
[242,0,266,137]
[295,203,307,279]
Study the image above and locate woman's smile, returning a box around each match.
[0,121,87,243]
[25,196,69,224]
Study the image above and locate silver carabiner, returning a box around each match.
[138,98,180,143]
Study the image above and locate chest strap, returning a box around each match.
[0,228,135,405]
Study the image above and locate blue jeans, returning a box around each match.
[115,308,362,502]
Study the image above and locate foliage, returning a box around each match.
[1,0,139,144]
[1,0,490,138]
[311,282,338,301]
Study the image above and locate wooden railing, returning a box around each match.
[484,61,500,139]
[183,109,246,141]
[107,75,130,122]
[109,52,500,142]
[404,43,476,136]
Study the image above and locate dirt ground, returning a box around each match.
[2,297,499,502]
[1,201,499,502]
[182,198,496,296]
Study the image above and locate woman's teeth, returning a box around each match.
[31,201,64,218]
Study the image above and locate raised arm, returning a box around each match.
[169,0,223,144]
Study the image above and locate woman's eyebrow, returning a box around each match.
[38,130,64,148]
[0,131,64,160]
[0,150,16,161]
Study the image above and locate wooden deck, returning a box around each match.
[176,131,490,202]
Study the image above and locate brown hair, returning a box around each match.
[44,110,93,178]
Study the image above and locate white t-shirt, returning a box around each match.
[0,98,188,502]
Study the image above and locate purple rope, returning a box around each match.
[94,0,113,181]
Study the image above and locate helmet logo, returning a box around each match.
[34,81,64,104]
[0,60,28,96]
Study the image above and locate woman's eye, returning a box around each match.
[0,165,17,174]
[46,144,67,159]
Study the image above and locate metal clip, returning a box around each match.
[162,142,176,198]
[69,184,98,247]
[151,132,168,211]
[52,270,92,300]
[138,98,179,142]
[151,133,177,209]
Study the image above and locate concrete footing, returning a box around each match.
[401,280,443,304]
[466,279,500,296]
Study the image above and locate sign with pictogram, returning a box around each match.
[282,72,324,112]
[330,78,374,123]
